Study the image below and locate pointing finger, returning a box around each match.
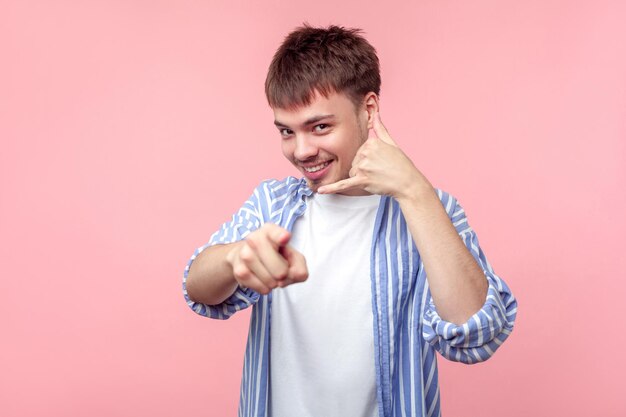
[280,245,309,283]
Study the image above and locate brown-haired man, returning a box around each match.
[183,23,517,417]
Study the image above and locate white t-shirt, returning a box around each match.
[268,192,381,417]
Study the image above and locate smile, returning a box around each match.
[303,161,331,173]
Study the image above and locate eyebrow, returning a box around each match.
[274,114,335,128]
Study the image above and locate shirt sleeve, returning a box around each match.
[421,192,518,364]
[182,184,266,320]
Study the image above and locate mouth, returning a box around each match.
[301,160,333,181]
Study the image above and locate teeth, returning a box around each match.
[304,161,330,173]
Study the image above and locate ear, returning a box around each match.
[362,92,380,130]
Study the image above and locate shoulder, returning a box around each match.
[252,176,312,205]
[258,176,306,196]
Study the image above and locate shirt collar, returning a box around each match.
[295,177,314,201]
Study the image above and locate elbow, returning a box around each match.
[186,278,233,308]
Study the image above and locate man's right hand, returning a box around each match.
[225,223,308,295]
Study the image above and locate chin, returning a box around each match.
[305,178,322,192]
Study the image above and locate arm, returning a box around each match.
[186,241,244,306]
[384,133,517,362]
[419,191,517,364]
[398,183,518,364]
[397,186,487,325]
[182,186,264,319]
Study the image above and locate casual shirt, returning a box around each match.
[182,176,518,417]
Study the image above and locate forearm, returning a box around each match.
[397,185,488,325]
[186,242,243,306]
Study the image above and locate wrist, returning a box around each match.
[395,179,436,206]
[225,240,244,267]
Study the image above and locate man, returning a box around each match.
[183,23,517,417]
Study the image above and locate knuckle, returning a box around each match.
[245,235,258,249]
[239,245,253,262]
[234,265,250,279]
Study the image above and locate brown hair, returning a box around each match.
[264,23,381,111]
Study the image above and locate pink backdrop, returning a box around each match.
[2,1,625,416]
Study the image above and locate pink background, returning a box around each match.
[1,1,625,416]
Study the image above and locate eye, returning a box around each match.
[314,124,330,133]
[279,128,293,137]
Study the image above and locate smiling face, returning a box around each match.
[273,89,376,196]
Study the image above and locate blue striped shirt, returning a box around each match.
[183,176,517,417]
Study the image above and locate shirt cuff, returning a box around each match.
[422,271,517,362]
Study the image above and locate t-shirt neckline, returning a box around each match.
[311,192,381,208]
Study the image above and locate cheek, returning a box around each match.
[280,141,293,160]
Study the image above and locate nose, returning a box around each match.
[293,135,318,162]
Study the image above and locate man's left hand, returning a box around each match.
[318,111,432,200]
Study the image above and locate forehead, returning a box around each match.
[272,89,356,126]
